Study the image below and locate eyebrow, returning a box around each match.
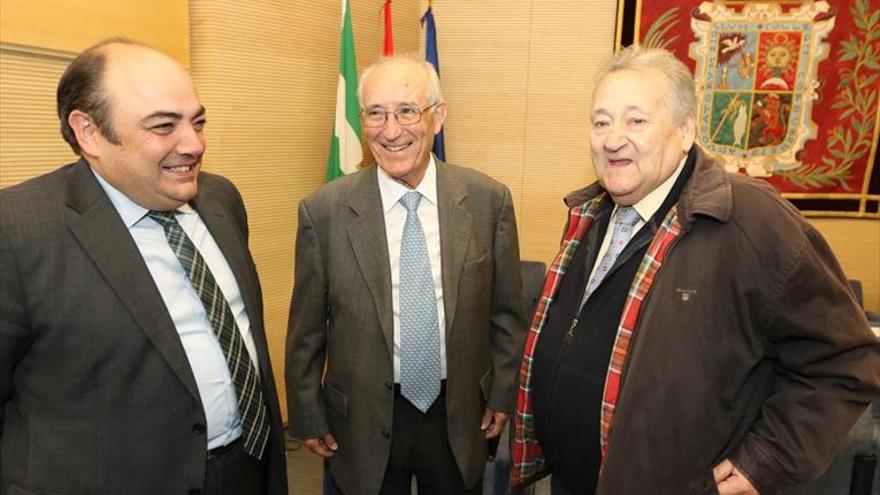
[141,106,207,122]
[364,102,420,110]
[592,104,647,116]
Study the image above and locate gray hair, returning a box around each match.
[596,45,697,124]
[357,54,444,107]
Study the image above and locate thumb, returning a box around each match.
[713,459,733,483]
[480,409,494,430]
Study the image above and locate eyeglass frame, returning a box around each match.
[359,103,439,128]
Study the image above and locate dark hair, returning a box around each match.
[56,38,140,154]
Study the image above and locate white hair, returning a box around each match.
[596,45,697,124]
[357,54,444,107]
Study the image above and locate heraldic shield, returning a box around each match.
[690,2,835,177]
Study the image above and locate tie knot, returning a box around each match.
[400,191,422,213]
[614,206,640,227]
[146,210,179,230]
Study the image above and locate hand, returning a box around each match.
[303,432,338,458]
[713,458,760,495]
[480,409,509,439]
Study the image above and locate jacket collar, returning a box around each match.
[563,145,732,232]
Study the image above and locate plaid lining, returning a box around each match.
[511,198,682,486]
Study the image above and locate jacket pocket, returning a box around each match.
[323,382,349,419]
[701,468,721,495]
[465,249,489,266]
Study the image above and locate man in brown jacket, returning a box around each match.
[511,46,880,495]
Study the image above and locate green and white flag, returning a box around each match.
[326,0,362,182]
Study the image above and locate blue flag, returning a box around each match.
[421,7,446,161]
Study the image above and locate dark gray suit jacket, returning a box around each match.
[0,160,287,495]
[286,161,527,495]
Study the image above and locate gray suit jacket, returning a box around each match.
[286,161,527,495]
[0,160,287,495]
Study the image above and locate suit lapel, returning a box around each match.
[64,161,201,402]
[191,191,259,330]
[192,189,267,360]
[436,162,472,340]
[346,167,395,357]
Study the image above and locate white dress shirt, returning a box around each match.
[376,157,448,382]
[589,156,688,282]
[92,169,258,450]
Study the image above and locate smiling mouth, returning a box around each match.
[162,164,197,173]
[383,143,412,152]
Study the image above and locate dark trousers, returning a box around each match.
[204,437,265,495]
[377,384,481,495]
[551,475,588,495]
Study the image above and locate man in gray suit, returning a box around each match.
[0,39,287,495]
[286,55,527,495]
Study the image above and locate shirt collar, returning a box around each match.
[616,155,687,223]
[376,155,438,213]
[90,167,195,228]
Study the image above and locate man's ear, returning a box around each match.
[432,101,448,134]
[68,110,100,157]
[680,114,696,153]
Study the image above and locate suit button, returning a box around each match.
[382,427,391,438]
[189,490,202,495]
[192,423,206,435]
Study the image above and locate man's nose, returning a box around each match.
[603,125,627,151]
[178,124,206,156]
[381,114,404,139]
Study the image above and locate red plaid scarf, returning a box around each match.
[511,195,683,486]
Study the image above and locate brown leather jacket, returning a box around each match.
[564,147,880,494]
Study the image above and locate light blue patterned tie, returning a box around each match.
[581,206,641,307]
[398,191,442,413]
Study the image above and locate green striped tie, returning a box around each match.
[148,210,270,459]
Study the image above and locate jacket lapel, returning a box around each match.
[436,162,472,339]
[191,192,260,331]
[64,161,201,402]
[191,189,273,383]
[346,167,395,356]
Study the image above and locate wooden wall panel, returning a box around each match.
[812,219,880,312]
[0,0,189,64]
[0,46,76,187]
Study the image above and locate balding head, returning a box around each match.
[57,39,190,155]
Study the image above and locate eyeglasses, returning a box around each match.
[361,103,437,127]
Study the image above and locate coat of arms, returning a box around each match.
[690,2,835,177]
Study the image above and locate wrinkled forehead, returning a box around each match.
[592,68,671,112]
[362,62,429,106]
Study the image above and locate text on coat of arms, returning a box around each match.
[689,2,835,177]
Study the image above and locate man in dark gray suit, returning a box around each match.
[286,55,528,495]
[0,39,287,495]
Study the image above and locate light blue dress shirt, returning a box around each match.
[92,169,258,450]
